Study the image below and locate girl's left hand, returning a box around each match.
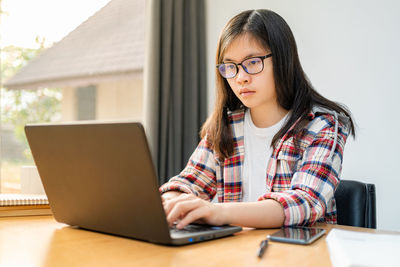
[163,193,225,229]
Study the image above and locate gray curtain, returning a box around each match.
[144,0,207,185]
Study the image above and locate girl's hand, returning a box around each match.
[161,191,182,202]
[163,193,225,229]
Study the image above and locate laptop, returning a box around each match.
[25,121,242,245]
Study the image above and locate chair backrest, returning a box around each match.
[334,180,377,229]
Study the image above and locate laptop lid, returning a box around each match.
[25,122,241,245]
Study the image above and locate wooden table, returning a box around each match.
[0,215,382,267]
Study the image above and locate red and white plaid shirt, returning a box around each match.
[159,107,350,226]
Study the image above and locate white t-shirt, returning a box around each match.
[242,110,288,202]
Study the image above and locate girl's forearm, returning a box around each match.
[216,199,285,228]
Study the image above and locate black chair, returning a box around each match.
[334,180,376,229]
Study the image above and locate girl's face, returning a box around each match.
[223,33,277,112]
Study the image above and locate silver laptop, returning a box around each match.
[25,121,242,245]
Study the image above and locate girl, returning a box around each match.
[160,9,355,229]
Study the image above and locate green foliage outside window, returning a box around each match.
[1,40,62,162]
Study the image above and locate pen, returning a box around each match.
[257,238,268,258]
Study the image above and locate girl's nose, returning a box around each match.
[235,65,250,84]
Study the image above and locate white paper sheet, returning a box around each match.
[326,228,400,267]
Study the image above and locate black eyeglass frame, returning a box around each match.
[216,53,273,79]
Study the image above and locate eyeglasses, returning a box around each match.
[216,54,272,79]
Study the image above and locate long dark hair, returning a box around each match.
[201,9,355,159]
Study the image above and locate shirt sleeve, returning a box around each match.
[159,136,218,201]
[259,120,349,226]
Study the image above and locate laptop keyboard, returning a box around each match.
[170,224,219,234]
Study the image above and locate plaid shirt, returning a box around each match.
[159,107,350,226]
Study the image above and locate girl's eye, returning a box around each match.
[248,59,260,65]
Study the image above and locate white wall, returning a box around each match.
[206,0,400,231]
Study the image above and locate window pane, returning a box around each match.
[0,0,145,194]
[76,85,97,121]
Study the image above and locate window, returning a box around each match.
[76,85,97,121]
[0,0,145,194]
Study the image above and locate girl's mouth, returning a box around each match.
[239,88,256,97]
